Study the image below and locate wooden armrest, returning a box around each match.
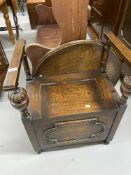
[105,32,131,67]
[3,39,25,91]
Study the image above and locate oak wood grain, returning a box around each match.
[37,25,62,47]
[34,40,104,76]
[51,0,88,43]
[3,40,25,90]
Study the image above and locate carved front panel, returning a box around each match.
[33,110,117,150]
[43,118,106,145]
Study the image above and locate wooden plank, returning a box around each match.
[3,39,25,90]
[51,0,88,43]
[34,40,104,76]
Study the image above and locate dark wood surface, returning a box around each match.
[0,41,8,90]
[118,0,131,48]
[3,32,131,153]
[89,0,125,40]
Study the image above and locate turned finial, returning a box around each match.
[8,87,29,118]
[120,76,131,105]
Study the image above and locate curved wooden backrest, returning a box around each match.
[33,41,104,76]
[35,4,56,25]
[26,40,123,85]
[26,44,50,74]
[51,0,88,43]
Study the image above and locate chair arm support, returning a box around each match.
[8,87,30,119]
[105,32,131,67]
[120,76,131,105]
[3,39,25,91]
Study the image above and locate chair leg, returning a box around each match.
[9,0,20,40]
[22,118,43,153]
[106,76,131,143]
[1,3,15,44]
[19,0,25,15]
[8,87,42,153]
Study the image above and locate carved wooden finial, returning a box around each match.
[8,87,29,118]
[120,76,131,105]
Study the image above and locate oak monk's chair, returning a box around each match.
[3,32,131,153]
[26,0,88,71]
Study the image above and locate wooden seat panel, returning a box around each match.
[37,24,62,48]
[26,71,119,120]
[41,73,118,118]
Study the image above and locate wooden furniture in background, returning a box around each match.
[0,0,15,44]
[89,0,125,40]
[3,32,131,153]
[51,0,88,43]
[118,0,131,49]
[1,0,20,40]
[6,0,21,40]
[0,41,8,90]
[27,0,51,29]
[18,0,26,14]
[8,0,20,39]
[117,0,131,77]
[26,0,88,70]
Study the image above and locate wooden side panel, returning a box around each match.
[33,110,117,150]
[51,0,88,43]
[34,41,104,76]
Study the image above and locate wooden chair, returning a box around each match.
[26,0,88,74]
[3,32,131,153]
[0,0,15,44]
[27,0,52,29]
[0,0,20,42]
